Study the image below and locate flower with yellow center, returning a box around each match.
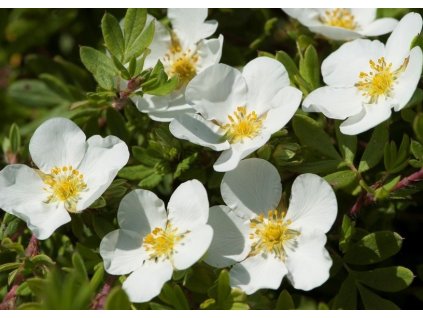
[283,8,398,41]
[100,181,213,303]
[0,117,129,239]
[170,57,302,172]
[205,159,338,295]
[303,12,423,135]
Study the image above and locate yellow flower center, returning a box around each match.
[249,210,299,261]
[143,222,184,261]
[355,57,409,104]
[42,166,88,212]
[221,106,266,143]
[321,9,356,30]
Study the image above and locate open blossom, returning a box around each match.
[129,8,223,122]
[205,158,337,294]
[169,57,302,172]
[302,12,423,135]
[283,8,398,41]
[0,118,129,240]
[100,180,213,303]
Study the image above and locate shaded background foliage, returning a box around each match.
[0,8,423,309]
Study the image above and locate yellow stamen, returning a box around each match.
[321,9,356,30]
[143,222,184,261]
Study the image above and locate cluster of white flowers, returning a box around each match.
[0,8,422,304]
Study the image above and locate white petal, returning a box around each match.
[168,8,217,48]
[220,158,282,219]
[147,103,196,122]
[0,164,70,240]
[340,103,392,135]
[351,8,377,26]
[386,12,423,68]
[76,135,129,211]
[393,46,423,111]
[230,254,287,295]
[132,94,170,113]
[185,63,247,122]
[285,231,332,291]
[169,113,229,151]
[173,225,213,270]
[196,35,224,73]
[242,57,290,114]
[205,205,250,268]
[302,86,363,119]
[123,260,173,303]
[143,16,171,69]
[308,25,362,41]
[167,180,209,232]
[360,18,398,37]
[213,133,271,172]
[262,86,302,134]
[321,39,385,87]
[282,8,320,27]
[100,229,146,275]
[286,174,337,234]
[29,118,86,173]
[117,189,167,237]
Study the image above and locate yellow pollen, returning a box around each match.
[143,222,184,261]
[249,210,299,261]
[321,9,356,30]
[355,57,409,104]
[221,106,266,143]
[42,166,88,212]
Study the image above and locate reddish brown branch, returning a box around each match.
[91,274,117,310]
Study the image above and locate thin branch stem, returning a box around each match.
[91,274,117,310]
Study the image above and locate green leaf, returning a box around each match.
[413,113,423,143]
[9,123,21,153]
[80,46,117,90]
[174,153,198,178]
[324,170,357,189]
[335,122,357,164]
[299,45,320,90]
[344,231,403,265]
[102,12,125,61]
[106,108,130,142]
[30,254,55,266]
[159,283,190,310]
[275,289,295,310]
[118,165,156,181]
[333,274,357,309]
[124,19,155,63]
[353,266,414,292]
[72,252,88,282]
[292,114,341,160]
[358,123,389,172]
[275,50,299,83]
[138,172,163,189]
[0,262,21,272]
[339,215,355,253]
[104,286,132,310]
[357,284,399,309]
[123,9,147,59]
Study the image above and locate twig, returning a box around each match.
[91,274,117,310]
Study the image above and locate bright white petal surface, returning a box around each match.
[221,158,282,219]
[168,8,217,48]
[360,18,398,36]
[302,86,363,119]
[340,103,392,135]
[117,189,167,237]
[351,8,377,26]
[285,231,332,291]
[282,8,320,27]
[205,205,250,268]
[29,118,86,173]
[393,46,423,111]
[100,229,146,275]
[322,39,385,87]
[173,224,213,270]
[132,94,170,112]
[167,180,209,232]
[169,113,229,151]
[143,15,171,69]
[76,135,129,211]
[308,25,362,41]
[386,12,423,68]
[147,103,196,122]
[286,173,337,234]
[242,57,290,114]
[0,164,71,239]
[196,35,224,72]
[230,254,287,295]
[185,64,247,122]
[123,260,173,303]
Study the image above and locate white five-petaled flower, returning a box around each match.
[283,8,398,41]
[0,118,129,240]
[302,12,423,135]
[129,8,224,122]
[205,158,337,294]
[100,180,213,303]
[169,57,302,172]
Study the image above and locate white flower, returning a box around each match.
[283,8,398,41]
[303,12,423,135]
[130,8,223,122]
[205,158,337,294]
[0,118,129,240]
[169,57,302,172]
[100,180,213,303]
